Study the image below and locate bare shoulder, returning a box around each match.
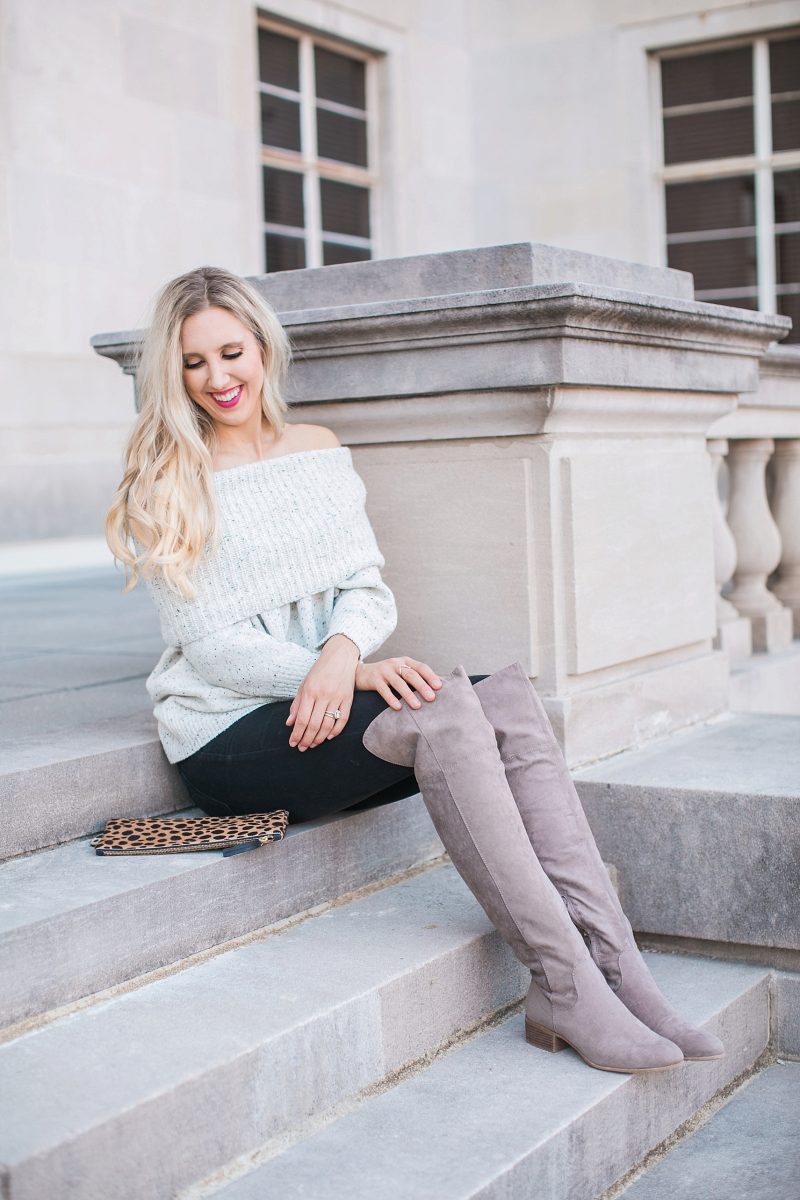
[288,423,342,452]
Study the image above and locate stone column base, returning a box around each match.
[750,605,794,653]
[544,650,730,767]
[714,616,752,665]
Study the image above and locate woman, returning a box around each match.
[106,265,723,1076]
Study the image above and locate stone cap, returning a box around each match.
[247,240,695,312]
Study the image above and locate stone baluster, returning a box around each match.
[725,438,793,652]
[771,438,800,638]
[708,438,752,662]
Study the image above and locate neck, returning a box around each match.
[212,419,278,467]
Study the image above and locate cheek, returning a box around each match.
[247,352,265,382]
[184,380,208,409]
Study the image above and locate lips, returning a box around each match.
[211,385,243,408]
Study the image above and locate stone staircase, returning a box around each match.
[0,796,776,1200]
[1,566,797,1199]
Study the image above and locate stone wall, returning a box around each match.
[4,0,798,539]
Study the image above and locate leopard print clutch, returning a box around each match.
[90,811,289,857]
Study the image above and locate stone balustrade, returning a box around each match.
[92,242,797,766]
[706,345,800,674]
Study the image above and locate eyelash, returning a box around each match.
[184,351,243,370]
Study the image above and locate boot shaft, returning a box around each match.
[363,667,606,994]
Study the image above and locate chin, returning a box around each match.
[204,399,248,419]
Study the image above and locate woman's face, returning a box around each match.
[180,306,265,428]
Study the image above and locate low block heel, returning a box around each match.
[525,1017,568,1053]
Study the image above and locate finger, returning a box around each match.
[310,701,341,746]
[390,662,421,705]
[376,681,403,711]
[400,665,438,702]
[325,699,352,741]
[297,698,329,750]
[316,715,341,745]
[419,665,444,688]
[404,659,443,689]
[391,676,423,710]
[288,695,315,747]
[289,718,308,746]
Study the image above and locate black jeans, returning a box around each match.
[176,676,489,824]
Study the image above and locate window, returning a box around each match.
[256,18,377,272]
[657,30,800,343]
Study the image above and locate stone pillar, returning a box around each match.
[92,242,792,764]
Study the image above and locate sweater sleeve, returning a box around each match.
[318,565,398,660]
[181,616,320,699]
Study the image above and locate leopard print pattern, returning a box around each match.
[90,811,289,855]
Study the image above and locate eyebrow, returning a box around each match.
[182,341,244,360]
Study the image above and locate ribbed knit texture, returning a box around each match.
[140,447,398,763]
[142,447,385,647]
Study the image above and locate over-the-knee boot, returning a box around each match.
[472,661,724,1061]
[362,666,683,1074]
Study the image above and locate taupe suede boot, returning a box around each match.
[362,666,683,1074]
[472,661,724,1062]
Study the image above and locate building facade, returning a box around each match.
[1,0,798,538]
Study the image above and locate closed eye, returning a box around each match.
[184,351,243,370]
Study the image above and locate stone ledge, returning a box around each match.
[93,281,789,408]
[250,241,698,311]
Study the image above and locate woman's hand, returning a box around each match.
[355,656,443,711]
[286,635,360,751]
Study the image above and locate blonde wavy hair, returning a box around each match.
[105,266,291,600]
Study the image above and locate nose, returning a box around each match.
[207,358,231,392]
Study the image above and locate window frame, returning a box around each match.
[652,27,800,321]
[256,14,381,271]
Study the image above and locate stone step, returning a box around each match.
[203,957,771,1200]
[0,793,440,1031]
[1,716,186,861]
[618,1060,800,1199]
[1,565,176,860]
[0,862,529,1200]
[573,711,800,954]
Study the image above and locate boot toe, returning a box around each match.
[641,1034,685,1070]
[578,1032,683,1074]
[679,1028,725,1060]
[612,951,724,1061]
[601,1028,684,1073]
[641,1007,725,1061]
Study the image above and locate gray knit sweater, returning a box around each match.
[141,447,397,763]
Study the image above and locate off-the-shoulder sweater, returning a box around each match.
[140,446,397,763]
